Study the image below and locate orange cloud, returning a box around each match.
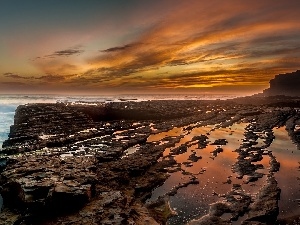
[2,0,300,94]
[81,1,300,93]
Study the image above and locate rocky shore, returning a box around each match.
[1,96,300,224]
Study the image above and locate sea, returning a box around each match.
[0,94,239,150]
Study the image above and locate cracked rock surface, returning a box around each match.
[0,97,300,224]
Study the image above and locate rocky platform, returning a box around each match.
[0,97,300,224]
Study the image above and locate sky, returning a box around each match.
[0,0,300,95]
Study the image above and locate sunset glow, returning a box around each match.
[1,0,300,95]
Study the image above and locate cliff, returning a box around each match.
[263,70,300,96]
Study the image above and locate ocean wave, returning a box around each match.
[0,93,239,105]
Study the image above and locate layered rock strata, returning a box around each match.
[0,98,299,224]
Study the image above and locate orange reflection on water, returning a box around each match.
[147,127,184,142]
[148,122,300,224]
[271,127,300,219]
[149,123,253,224]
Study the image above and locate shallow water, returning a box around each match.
[0,104,17,149]
[148,123,250,224]
[271,127,300,219]
[147,123,300,224]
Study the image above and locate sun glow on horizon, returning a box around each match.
[0,0,300,94]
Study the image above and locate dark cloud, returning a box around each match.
[35,74,65,82]
[249,34,300,46]
[47,48,84,57]
[210,13,256,32]
[3,72,33,80]
[3,72,67,85]
[246,46,300,59]
[101,44,135,53]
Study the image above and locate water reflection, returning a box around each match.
[271,127,300,219]
[147,123,300,224]
[148,123,250,224]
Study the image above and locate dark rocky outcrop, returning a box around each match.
[263,70,300,97]
[245,176,281,224]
